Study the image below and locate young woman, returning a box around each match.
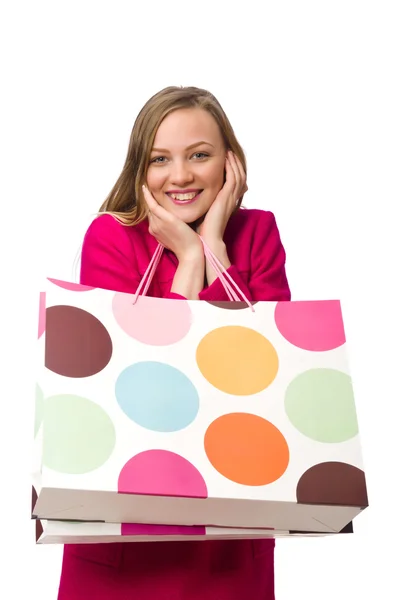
[58,86,291,600]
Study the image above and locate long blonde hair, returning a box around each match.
[99,86,247,226]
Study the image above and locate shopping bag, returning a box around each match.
[32,244,368,533]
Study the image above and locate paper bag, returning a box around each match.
[32,277,368,533]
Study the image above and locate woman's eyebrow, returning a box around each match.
[151,141,215,152]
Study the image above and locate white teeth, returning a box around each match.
[169,192,198,201]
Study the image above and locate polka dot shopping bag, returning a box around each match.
[32,245,368,539]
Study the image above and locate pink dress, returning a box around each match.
[58,208,291,599]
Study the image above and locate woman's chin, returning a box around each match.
[170,206,207,225]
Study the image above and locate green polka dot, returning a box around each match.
[43,394,116,473]
[35,385,44,438]
[284,369,358,443]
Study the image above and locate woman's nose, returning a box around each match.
[169,159,194,186]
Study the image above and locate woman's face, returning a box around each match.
[146,108,226,224]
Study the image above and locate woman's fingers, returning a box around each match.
[142,185,167,219]
[142,186,168,238]
[229,152,247,197]
[226,152,239,194]
[227,154,240,194]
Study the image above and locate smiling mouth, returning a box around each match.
[166,191,203,205]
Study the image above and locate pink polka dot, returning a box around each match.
[38,292,46,339]
[121,523,205,536]
[48,278,95,291]
[112,294,192,346]
[118,450,208,498]
[275,300,346,351]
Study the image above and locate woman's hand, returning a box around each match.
[142,185,203,262]
[198,151,247,248]
[142,185,205,299]
[197,152,247,285]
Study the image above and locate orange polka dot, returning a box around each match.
[196,326,278,395]
[204,413,289,486]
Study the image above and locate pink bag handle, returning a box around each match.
[132,244,164,304]
[133,239,254,312]
[200,241,239,302]
[199,237,254,311]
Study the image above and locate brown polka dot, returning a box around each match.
[31,486,37,515]
[296,462,368,507]
[45,305,113,377]
[206,301,258,310]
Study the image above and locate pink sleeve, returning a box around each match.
[80,215,140,292]
[80,215,185,299]
[199,212,291,302]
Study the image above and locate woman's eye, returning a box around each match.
[192,152,209,159]
[150,153,208,164]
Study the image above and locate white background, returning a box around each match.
[1,1,396,598]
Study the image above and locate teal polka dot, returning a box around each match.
[115,362,199,432]
[284,368,358,443]
[43,394,116,473]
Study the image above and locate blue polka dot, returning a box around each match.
[115,362,200,432]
